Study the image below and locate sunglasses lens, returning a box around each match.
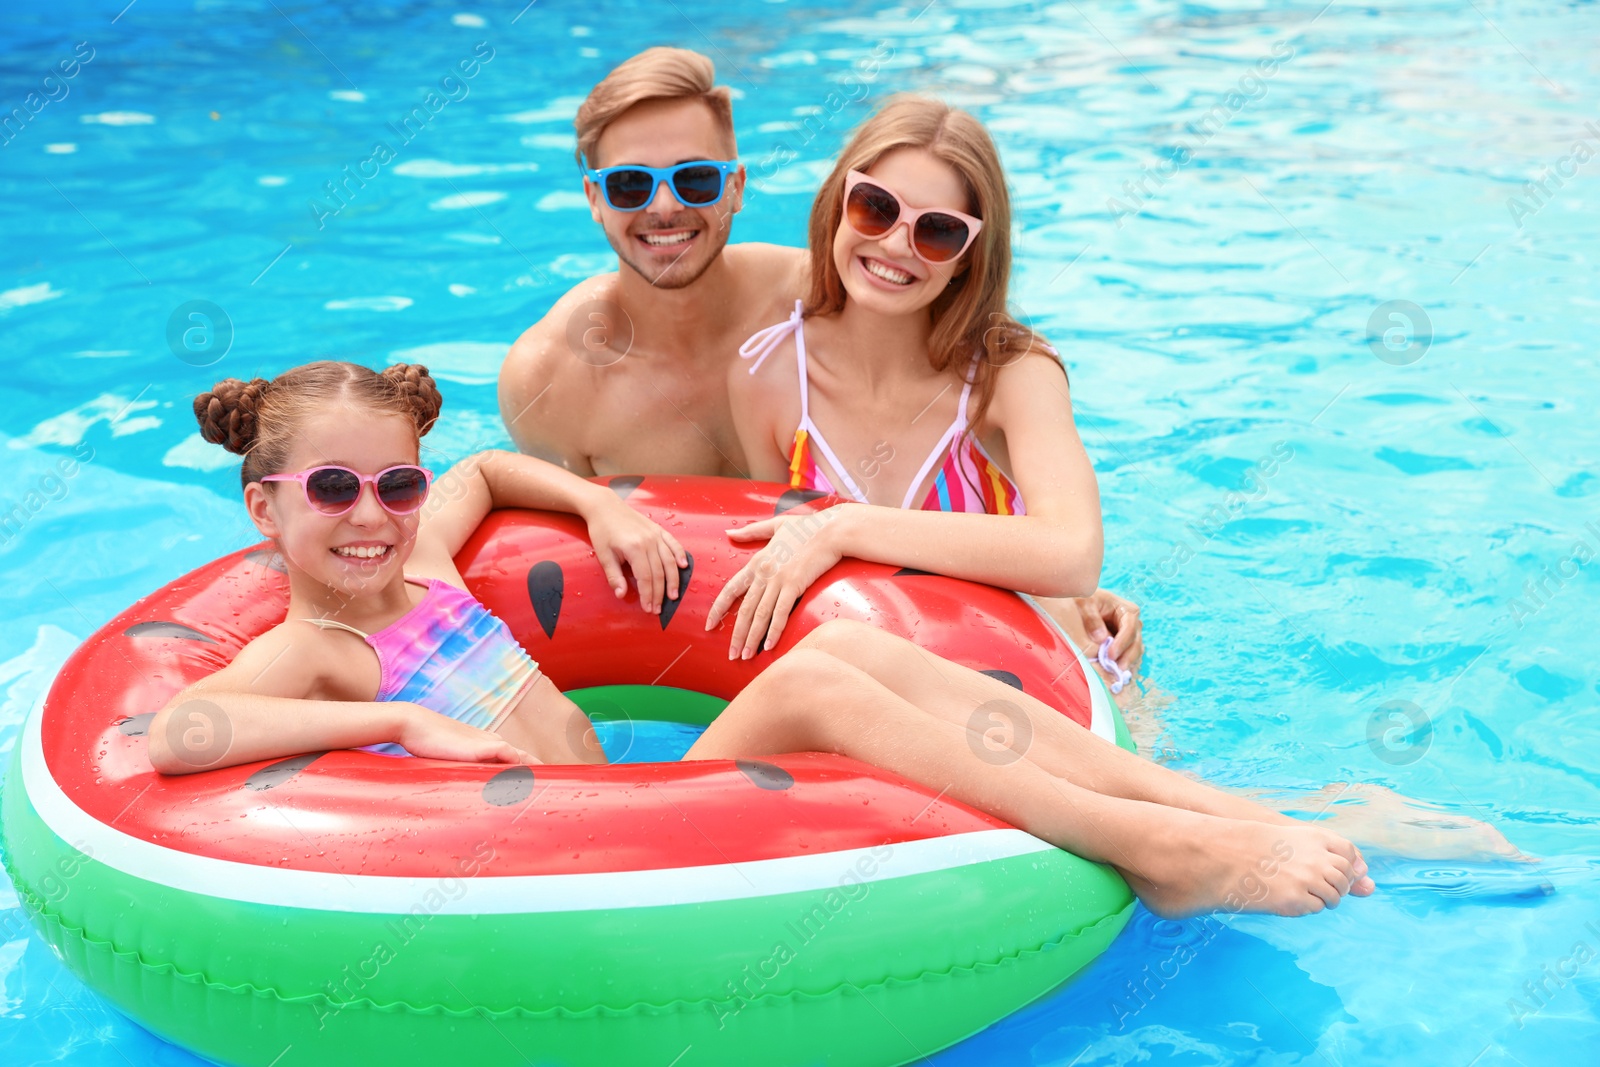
[913,212,973,263]
[305,468,361,513]
[376,467,430,513]
[604,169,655,210]
[846,182,899,236]
[671,165,723,205]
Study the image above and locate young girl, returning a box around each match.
[149,359,1374,919]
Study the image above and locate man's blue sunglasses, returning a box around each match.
[582,159,737,212]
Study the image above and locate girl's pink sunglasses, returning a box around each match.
[260,465,434,516]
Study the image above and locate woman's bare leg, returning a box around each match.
[797,621,1519,860]
[686,648,1371,919]
[794,620,1300,825]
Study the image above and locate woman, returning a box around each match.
[711,96,1519,862]
[712,94,1108,664]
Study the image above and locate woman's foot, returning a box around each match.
[1290,782,1528,861]
[1116,808,1376,919]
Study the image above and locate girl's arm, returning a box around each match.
[147,629,533,774]
[413,449,688,614]
[707,353,1104,658]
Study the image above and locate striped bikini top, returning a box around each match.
[739,300,1026,516]
[299,575,542,756]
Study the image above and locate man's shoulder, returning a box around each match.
[507,272,620,371]
[500,274,619,460]
[505,275,617,391]
[723,242,807,290]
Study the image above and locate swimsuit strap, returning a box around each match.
[896,353,985,510]
[956,350,981,428]
[738,299,806,375]
[300,617,370,640]
[772,302,870,501]
[791,312,871,502]
[293,576,434,643]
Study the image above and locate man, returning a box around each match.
[498,47,1144,682]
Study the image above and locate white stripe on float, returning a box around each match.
[19,683,1057,916]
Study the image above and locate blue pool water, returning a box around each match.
[2,0,1597,1063]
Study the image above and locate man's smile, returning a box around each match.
[636,227,698,251]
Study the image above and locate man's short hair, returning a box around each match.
[574,46,736,169]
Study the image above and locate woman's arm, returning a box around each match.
[146,629,534,774]
[707,353,1104,657]
[413,449,687,613]
[726,330,801,484]
[828,353,1102,590]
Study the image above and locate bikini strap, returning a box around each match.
[896,353,984,510]
[300,617,370,640]
[738,299,805,375]
[955,350,982,430]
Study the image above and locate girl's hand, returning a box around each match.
[395,704,540,764]
[583,496,688,615]
[705,508,845,659]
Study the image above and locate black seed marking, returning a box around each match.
[659,552,694,631]
[118,713,155,737]
[736,759,795,791]
[483,765,536,807]
[892,567,937,577]
[244,549,287,573]
[774,488,830,516]
[245,752,326,791]
[123,621,218,643]
[980,669,1024,691]
[608,475,644,500]
[527,561,564,639]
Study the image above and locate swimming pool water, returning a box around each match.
[2,0,1596,1063]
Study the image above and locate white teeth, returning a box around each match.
[863,258,913,284]
[334,545,388,559]
[640,231,693,246]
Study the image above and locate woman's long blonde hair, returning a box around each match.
[804,95,1058,430]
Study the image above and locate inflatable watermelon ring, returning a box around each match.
[1,475,1135,1067]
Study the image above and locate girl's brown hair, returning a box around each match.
[193,361,443,490]
[804,94,1059,431]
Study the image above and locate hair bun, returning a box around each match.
[381,363,443,437]
[193,377,271,455]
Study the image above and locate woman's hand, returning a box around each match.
[394,704,540,764]
[706,507,846,659]
[581,494,688,615]
[1072,588,1144,676]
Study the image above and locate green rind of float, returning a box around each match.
[1095,672,1138,753]
[1,743,1134,1067]
[567,683,725,726]
[573,681,1140,755]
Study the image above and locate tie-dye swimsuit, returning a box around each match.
[740,300,1027,514]
[299,575,543,757]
